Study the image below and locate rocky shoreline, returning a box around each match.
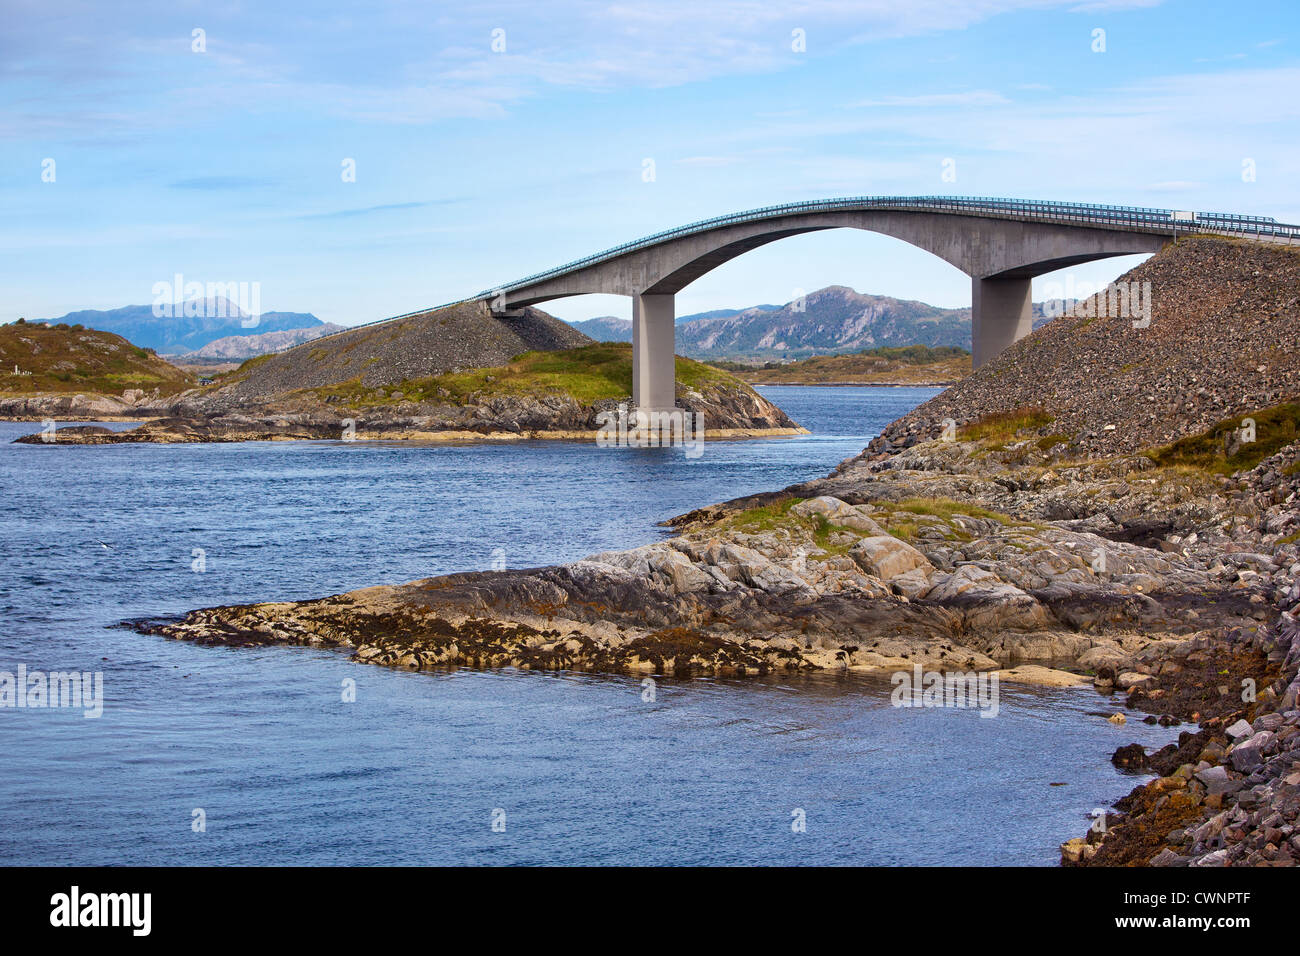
[0,389,166,421]
[10,380,806,444]
[15,420,807,445]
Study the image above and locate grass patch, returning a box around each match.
[722,345,971,384]
[308,342,740,409]
[958,405,1054,443]
[720,498,864,556]
[722,498,804,534]
[874,497,1035,542]
[1147,402,1300,475]
[1036,432,1074,452]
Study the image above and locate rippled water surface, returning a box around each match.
[0,386,1175,865]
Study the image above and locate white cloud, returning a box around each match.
[850,91,1011,108]
[0,0,1175,139]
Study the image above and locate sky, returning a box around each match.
[3,0,1298,326]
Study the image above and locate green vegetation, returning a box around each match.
[715,498,862,559]
[714,493,1034,556]
[715,344,971,385]
[861,345,969,364]
[308,342,740,409]
[1148,402,1300,475]
[958,406,1054,443]
[215,352,275,386]
[872,497,1029,542]
[1035,432,1075,451]
[722,498,803,534]
[0,321,192,396]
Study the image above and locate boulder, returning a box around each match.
[1118,672,1154,690]
[1112,742,1149,769]
[689,541,809,594]
[1077,641,1133,672]
[791,496,886,535]
[587,544,716,594]
[1229,731,1276,771]
[1225,718,1254,739]
[889,566,934,600]
[924,564,1005,600]
[1194,765,1241,797]
[925,564,1049,633]
[849,535,932,580]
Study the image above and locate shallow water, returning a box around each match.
[0,386,1176,865]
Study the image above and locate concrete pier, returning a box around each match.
[972,276,1033,368]
[632,293,676,412]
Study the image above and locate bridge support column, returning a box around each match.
[632,292,677,412]
[971,275,1033,368]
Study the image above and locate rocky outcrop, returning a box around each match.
[0,390,160,421]
[134,430,1282,681]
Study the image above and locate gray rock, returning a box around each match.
[1230,731,1277,771]
[849,535,931,580]
[790,496,886,535]
[1252,712,1285,733]
[1195,765,1242,797]
[1225,718,1254,739]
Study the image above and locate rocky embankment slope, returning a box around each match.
[206,301,590,403]
[862,237,1300,459]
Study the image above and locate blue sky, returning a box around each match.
[3,0,1298,326]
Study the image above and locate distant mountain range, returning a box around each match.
[33,285,1067,364]
[35,300,325,354]
[568,286,1058,360]
[186,324,346,360]
[569,304,781,344]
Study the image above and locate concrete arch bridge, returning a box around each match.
[441,197,1300,412]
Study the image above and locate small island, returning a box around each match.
[9,303,804,444]
[716,344,971,387]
